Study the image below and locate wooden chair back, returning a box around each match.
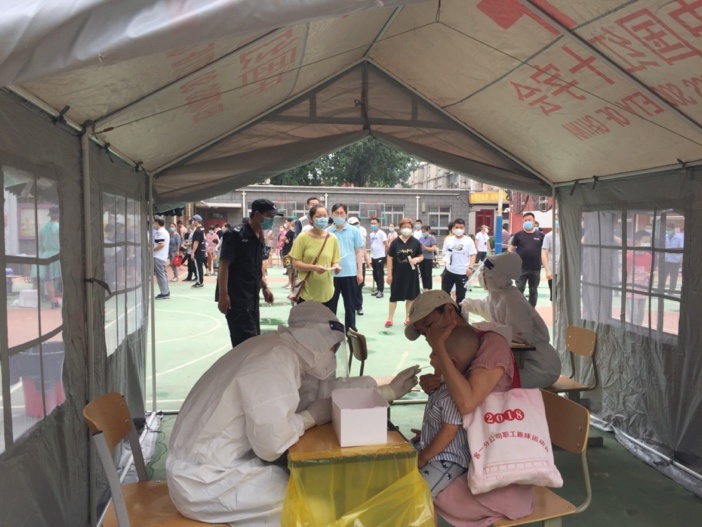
[84,392,134,451]
[347,329,368,376]
[566,326,597,359]
[542,389,590,454]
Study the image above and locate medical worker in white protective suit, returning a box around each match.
[166,301,420,526]
[460,252,561,388]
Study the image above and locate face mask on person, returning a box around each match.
[168,227,175,233]
[400,227,412,237]
[333,216,346,226]
[261,217,275,230]
[554,220,559,229]
[414,223,421,230]
[313,217,329,230]
[666,230,672,235]
[370,224,378,231]
[453,228,464,237]
[421,232,428,238]
[523,221,534,230]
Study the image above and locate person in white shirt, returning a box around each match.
[413,219,423,239]
[153,216,170,299]
[541,219,561,302]
[474,225,491,263]
[348,216,370,315]
[369,217,388,298]
[440,218,477,304]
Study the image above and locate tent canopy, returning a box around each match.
[5,0,702,205]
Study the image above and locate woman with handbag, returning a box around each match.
[289,205,342,307]
[405,290,535,527]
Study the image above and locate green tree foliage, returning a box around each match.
[270,137,419,187]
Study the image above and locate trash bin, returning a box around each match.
[9,342,65,417]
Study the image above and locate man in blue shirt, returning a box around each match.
[327,203,364,333]
[659,223,684,294]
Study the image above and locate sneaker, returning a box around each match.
[370,291,379,297]
[384,320,393,328]
[357,309,364,316]
[155,293,170,299]
[191,283,203,288]
[376,292,384,298]
[171,278,178,282]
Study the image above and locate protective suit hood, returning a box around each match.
[284,301,346,380]
[481,252,523,291]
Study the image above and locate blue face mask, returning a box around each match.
[313,217,329,230]
[333,217,346,226]
[523,221,534,230]
[261,217,274,230]
[414,224,421,230]
[370,224,378,231]
[168,227,175,233]
[554,221,559,229]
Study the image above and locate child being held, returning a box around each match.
[415,323,480,497]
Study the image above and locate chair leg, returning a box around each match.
[543,518,563,527]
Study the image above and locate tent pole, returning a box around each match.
[149,175,157,413]
[520,0,702,136]
[551,186,557,331]
[81,133,97,527]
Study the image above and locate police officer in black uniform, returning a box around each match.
[217,199,283,348]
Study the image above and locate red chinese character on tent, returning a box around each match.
[511,62,587,116]
[239,28,299,92]
[669,0,702,37]
[589,27,661,73]
[477,0,576,35]
[618,9,702,64]
[562,45,615,85]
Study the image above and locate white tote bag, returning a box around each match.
[463,388,563,495]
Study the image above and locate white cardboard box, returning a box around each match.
[331,388,388,447]
[472,321,512,343]
[19,289,38,308]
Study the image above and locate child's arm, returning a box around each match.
[418,422,460,468]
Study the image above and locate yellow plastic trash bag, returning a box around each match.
[281,467,434,527]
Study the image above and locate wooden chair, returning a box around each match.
[83,392,227,527]
[347,328,368,376]
[493,389,592,527]
[549,326,599,405]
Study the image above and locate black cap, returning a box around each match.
[251,199,283,216]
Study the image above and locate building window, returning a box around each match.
[428,206,451,236]
[2,167,65,453]
[580,209,683,337]
[382,204,404,227]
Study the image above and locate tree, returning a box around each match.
[269,137,418,187]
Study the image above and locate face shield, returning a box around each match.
[287,302,347,380]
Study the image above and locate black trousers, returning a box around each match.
[185,254,195,280]
[193,255,205,285]
[441,270,468,304]
[354,263,366,309]
[226,304,260,348]
[329,276,358,332]
[516,268,541,307]
[419,259,433,290]
[371,257,385,292]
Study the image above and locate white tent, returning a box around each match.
[1,1,701,524]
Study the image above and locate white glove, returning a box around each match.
[299,398,332,430]
[378,365,420,402]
